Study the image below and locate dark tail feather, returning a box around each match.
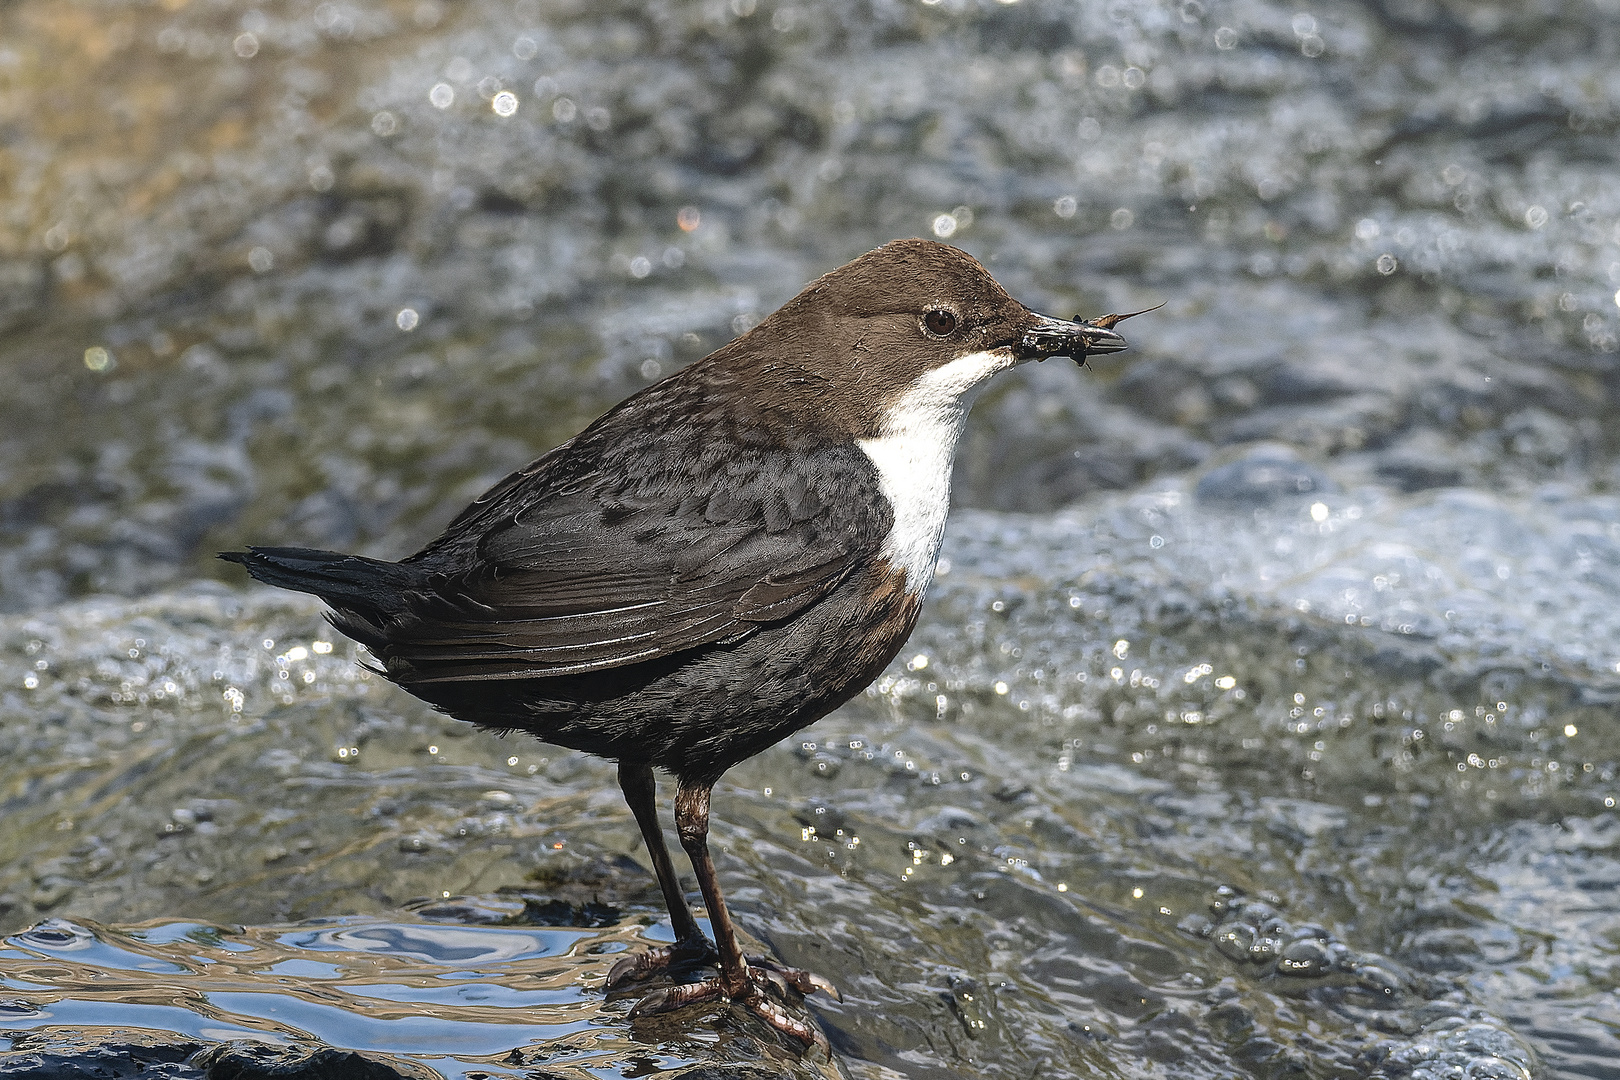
[219,546,420,625]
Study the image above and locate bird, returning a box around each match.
[221,237,1144,1048]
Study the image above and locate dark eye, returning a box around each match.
[923,309,958,336]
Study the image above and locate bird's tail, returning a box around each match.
[218,547,420,638]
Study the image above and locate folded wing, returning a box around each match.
[370,442,889,684]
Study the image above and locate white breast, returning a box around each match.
[856,349,1015,597]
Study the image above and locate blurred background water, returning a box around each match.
[3,0,1620,1076]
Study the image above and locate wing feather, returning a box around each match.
[376,437,890,684]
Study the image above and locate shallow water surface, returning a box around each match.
[0,909,835,1078]
[4,0,1620,1076]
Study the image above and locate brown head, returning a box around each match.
[699,238,1137,437]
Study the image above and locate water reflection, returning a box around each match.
[0,913,831,1078]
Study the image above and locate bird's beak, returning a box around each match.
[1015,303,1163,364]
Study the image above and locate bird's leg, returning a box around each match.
[605,763,715,990]
[675,782,749,995]
[626,781,835,1051]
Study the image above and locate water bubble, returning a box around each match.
[1301,34,1324,57]
[1110,207,1134,230]
[1214,26,1237,48]
[628,255,651,278]
[662,246,685,268]
[396,308,420,331]
[512,36,538,60]
[677,206,701,231]
[43,222,70,251]
[492,91,519,117]
[552,97,576,122]
[247,246,274,273]
[1613,289,1620,310]
[932,213,958,238]
[1442,164,1465,185]
[1095,65,1121,88]
[1376,253,1398,275]
[640,358,662,380]
[1291,13,1317,35]
[370,111,397,136]
[1122,66,1145,88]
[1310,502,1329,522]
[429,83,454,109]
[1524,205,1548,228]
[1054,196,1077,219]
[585,106,611,131]
[233,32,259,58]
[1355,218,1380,240]
[83,346,114,372]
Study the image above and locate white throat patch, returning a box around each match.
[857,348,1016,597]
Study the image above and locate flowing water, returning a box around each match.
[4,0,1620,1076]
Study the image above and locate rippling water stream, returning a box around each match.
[4,0,1620,1076]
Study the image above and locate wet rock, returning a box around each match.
[1373,431,1470,492]
[194,1041,435,1080]
[1193,445,1334,505]
[515,896,622,928]
[0,1028,200,1079]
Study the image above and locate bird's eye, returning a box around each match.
[923,309,958,337]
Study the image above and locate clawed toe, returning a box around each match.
[748,954,841,1002]
[605,935,718,991]
[627,977,728,1017]
[624,967,829,1051]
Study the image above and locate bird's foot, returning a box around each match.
[604,933,717,991]
[746,954,841,1002]
[627,962,833,1052]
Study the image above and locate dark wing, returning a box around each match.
[374,438,890,684]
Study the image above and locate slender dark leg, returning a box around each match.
[605,763,713,989]
[625,781,835,1050]
[673,782,749,994]
[619,763,705,943]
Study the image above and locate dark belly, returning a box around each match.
[395,563,921,785]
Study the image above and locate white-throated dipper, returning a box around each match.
[221,238,1144,1047]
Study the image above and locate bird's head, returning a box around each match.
[717,238,1152,436]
